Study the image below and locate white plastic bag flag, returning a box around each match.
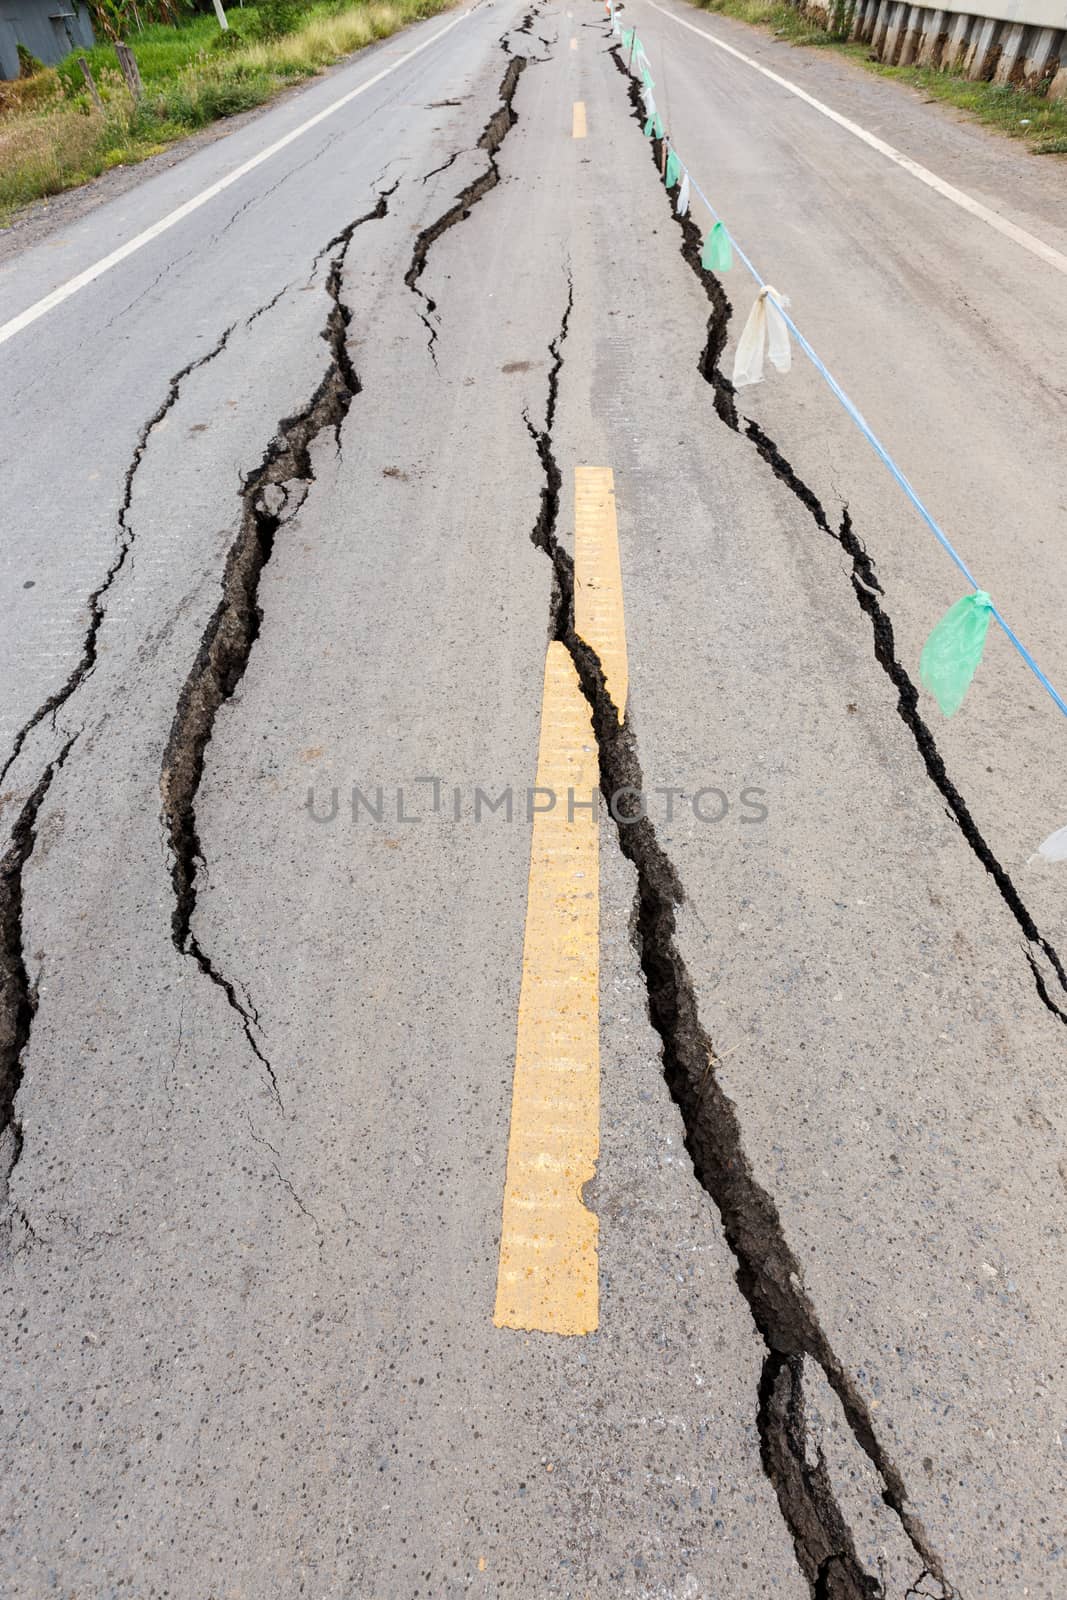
[732,286,791,387]
[1034,824,1067,863]
[641,85,656,119]
[676,172,690,217]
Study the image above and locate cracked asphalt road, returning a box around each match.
[1,2,1065,1595]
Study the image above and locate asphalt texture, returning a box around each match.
[0,2,1065,1596]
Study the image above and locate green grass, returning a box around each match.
[695,0,1067,154]
[697,0,842,45]
[56,13,228,95]
[870,63,1067,153]
[0,0,454,222]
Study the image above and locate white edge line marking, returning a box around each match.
[646,0,1067,279]
[0,7,472,348]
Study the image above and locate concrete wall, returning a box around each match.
[908,0,1065,25]
[801,0,1066,94]
[0,0,95,79]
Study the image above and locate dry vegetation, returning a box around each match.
[0,0,452,221]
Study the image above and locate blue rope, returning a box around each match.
[649,135,1067,719]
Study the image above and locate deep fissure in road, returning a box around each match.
[160,193,388,1108]
[522,280,951,1599]
[608,40,1067,1030]
[0,312,273,1194]
[406,52,528,360]
[0,326,236,795]
[0,742,75,1190]
[745,424,1067,1025]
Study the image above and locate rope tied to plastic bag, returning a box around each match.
[919,589,993,717]
[676,171,690,217]
[732,286,791,388]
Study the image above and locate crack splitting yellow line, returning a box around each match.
[494,643,600,1337]
[574,465,628,723]
[494,469,629,1337]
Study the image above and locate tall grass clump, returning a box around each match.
[1,0,452,222]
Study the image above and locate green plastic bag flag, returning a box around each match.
[701,221,733,272]
[644,113,663,140]
[642,66,655,89]
[665,148,682,189]
[622,27,635,49]
[919,590,993,716]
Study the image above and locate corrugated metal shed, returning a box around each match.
[0,0,95,79]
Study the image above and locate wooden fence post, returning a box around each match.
[77,56,104,111]
[114,42,143,102]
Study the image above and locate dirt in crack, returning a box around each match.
[608,39,1067,1028]
[160,193,387,1106]
[406,53,527,362]
[521,285,953,1600]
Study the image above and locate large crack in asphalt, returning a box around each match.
[745,426,1067,1025]
[0,325,237,795]
[525,280,952,1598]
[0,740,76,1189]
[0,299,295,1197]
[608,40,1067,1030]
[160,192,388,1109]
[405,52,528,362]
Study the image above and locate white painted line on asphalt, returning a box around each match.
[0,8,473,349]
[645,0,1067,279]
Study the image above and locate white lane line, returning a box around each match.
[645,0,1067,279]
[0,8,472,349]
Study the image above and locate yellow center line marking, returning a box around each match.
[572,100,587,138]
[574,466,628,723]
[493,643,600,1337]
